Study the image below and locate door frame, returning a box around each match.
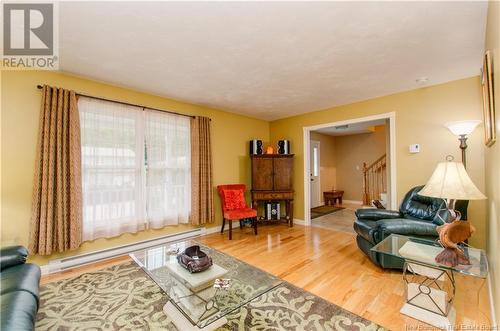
[309,139,321,208]
[302,112,397,226]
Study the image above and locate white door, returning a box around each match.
[310,140,321,208]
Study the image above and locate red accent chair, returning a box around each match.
[217,184,258,240]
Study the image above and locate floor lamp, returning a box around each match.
[418,157,486,265]
[444,120,481,169]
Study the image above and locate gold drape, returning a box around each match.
[190,116,214,225]
[29,85,83,255]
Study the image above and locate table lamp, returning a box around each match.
[444,120,481,169]
[419,156,486,220]
[419,156,486,266]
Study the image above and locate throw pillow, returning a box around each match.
[222,189,247,210]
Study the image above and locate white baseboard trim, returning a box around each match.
[40,228,204,275]
[293,219,306,226]
[40,264,50,276]
[342,200,363,205]
[206,223,250,235]
[488,272,498,329]
[204,226,221,235]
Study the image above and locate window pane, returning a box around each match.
[145,109,191,227]
[313,147,319,177]
[79,97,146,241]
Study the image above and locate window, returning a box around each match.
[313,146,319,177]
[79,97,191,241]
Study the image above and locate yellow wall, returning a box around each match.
[270,77,487,248]
[335,125,386,202]
[484,0,500,325]
[1,70,269,265]
[310,131,337,199]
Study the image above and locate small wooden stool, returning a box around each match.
[323,190,344,206]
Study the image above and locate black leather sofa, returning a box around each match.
[353,185,468,269]
[0,246,41,330]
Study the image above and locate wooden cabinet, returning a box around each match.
[251,154,293,191]
[251,157,274,190]
[273,157,293,190]
[251,154,294,226]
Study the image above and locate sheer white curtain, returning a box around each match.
[145,109,191,227]
[79,98,192,241]
[79,97,146,241]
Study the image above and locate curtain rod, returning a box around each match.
[36,85,200,119]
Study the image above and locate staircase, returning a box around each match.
[362,154,387,206]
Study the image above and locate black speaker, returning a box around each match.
[277,140,290,154]
[250,140,263,155]
[265,202,280,220]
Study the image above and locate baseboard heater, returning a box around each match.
[44,228,205,275]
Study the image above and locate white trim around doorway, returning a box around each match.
[303,112,397,226]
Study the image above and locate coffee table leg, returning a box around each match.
[164,302,228,331]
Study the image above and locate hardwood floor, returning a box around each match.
[41,224,492,330]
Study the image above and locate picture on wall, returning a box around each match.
[481,50,496,147]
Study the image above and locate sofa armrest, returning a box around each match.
[355,208,403,221]
[0,246,28,271]
[376,219,438,239]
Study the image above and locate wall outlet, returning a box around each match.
[409,144,420,154]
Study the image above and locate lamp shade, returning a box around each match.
[419,161,486,200]
[444,120,481,136]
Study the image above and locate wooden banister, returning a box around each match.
[362,154,387,205]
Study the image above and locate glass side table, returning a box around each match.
[371,234,488,330]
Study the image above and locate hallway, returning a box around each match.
[311,203,368,234]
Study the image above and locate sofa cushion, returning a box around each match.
[353,219,378,244]
[0,291,38,331]
[0,263,41,302]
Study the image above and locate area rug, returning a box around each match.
[311,205,344,219]
[36,262,385,331]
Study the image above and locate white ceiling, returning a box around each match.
[314,119,386,136]
[59,1,488,121]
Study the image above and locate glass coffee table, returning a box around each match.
[371,234,488,330]
[130,240,282,331]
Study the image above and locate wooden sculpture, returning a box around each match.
[435,220,475,267]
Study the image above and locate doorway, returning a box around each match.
[303,112,396,227]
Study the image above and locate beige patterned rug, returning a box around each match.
[36,262,385,331]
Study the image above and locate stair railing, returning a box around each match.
[362,154,387,205]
